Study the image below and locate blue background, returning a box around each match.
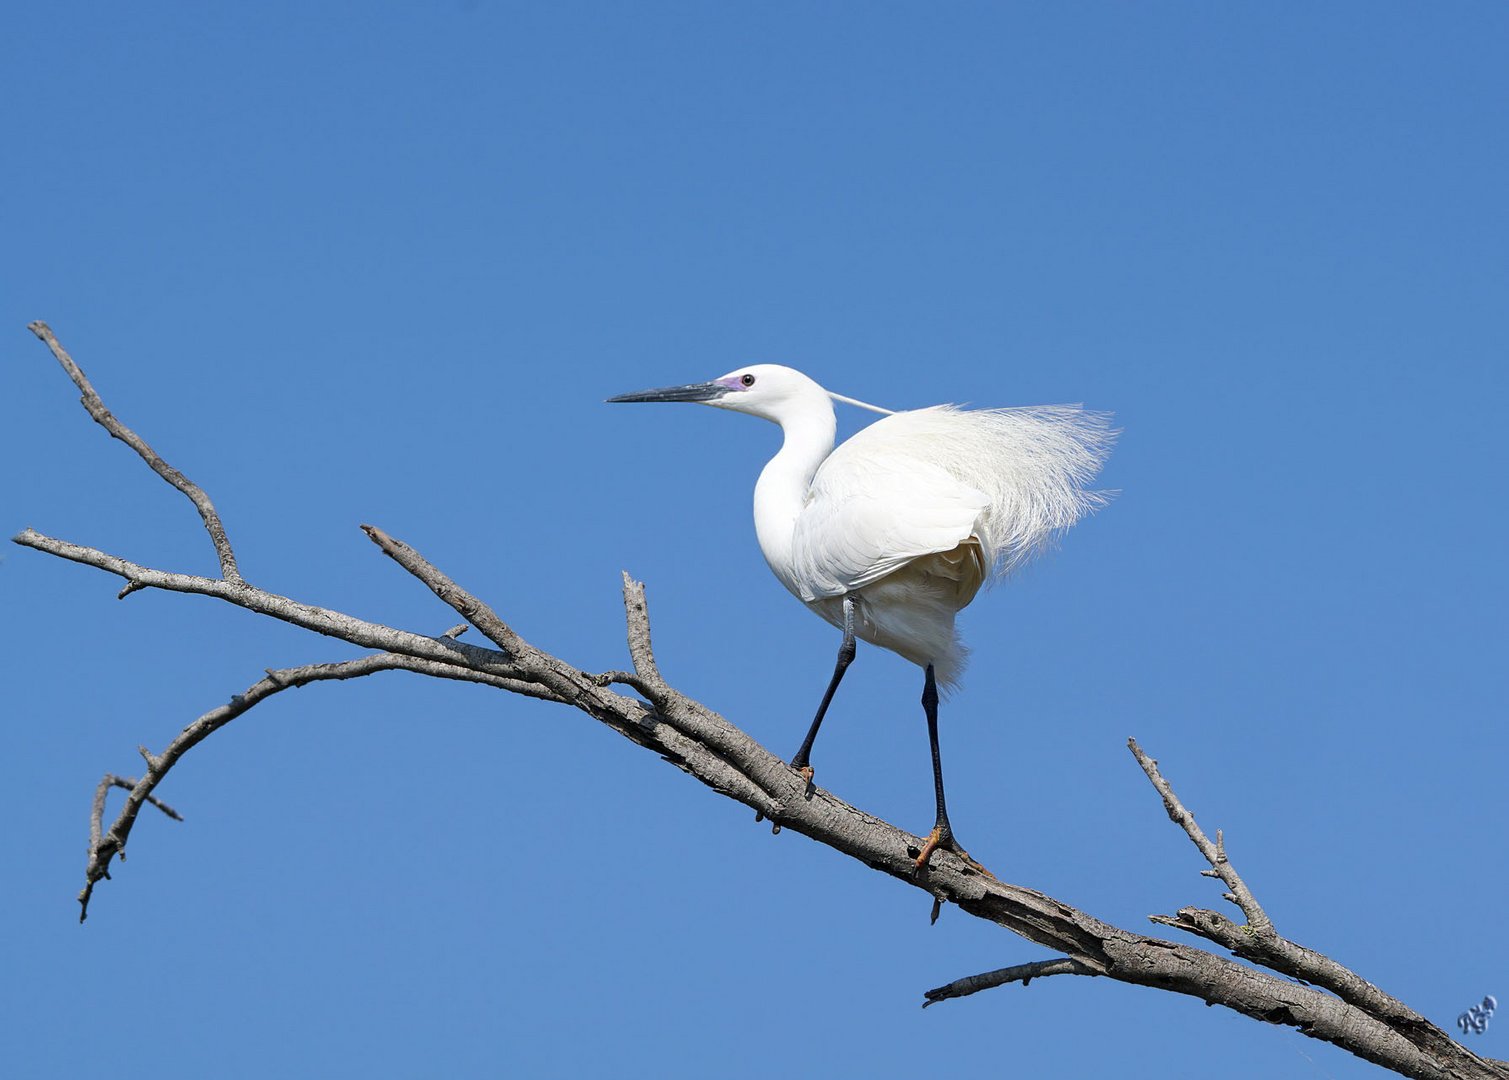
[4,4,1505,1077]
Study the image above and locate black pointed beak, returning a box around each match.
[606,381,727,405]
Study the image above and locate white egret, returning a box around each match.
[608,364,1114,871]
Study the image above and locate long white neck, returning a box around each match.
[753,399,836,598]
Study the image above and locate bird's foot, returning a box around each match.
[787,757,815,793]
[914,823,995,880]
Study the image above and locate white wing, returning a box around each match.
[789,419,989,601]
[789,404,1114,601]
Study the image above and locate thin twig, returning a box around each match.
[90,773,184,861]
[361,525,525,656]
[1127,738,1271,932]
[107,776,183,820]
[923,958,1100,1007]
[27,321,243,583]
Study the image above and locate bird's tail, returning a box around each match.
[932,404,1117,579]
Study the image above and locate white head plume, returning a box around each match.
[828,391,894,416]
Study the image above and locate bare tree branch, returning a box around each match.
[1128,739,1484,1073]
[17,325,1508,1080]
[621,572,669,689]
[74,649,568,920]
[27,320,243,583]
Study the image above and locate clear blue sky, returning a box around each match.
[4,4,1505,1078]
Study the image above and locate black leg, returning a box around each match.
[789,595,857,779]
[922,663,953,843]
[915,663,993,879]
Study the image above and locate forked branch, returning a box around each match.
[1127,739,1474,1070]
[15,326,1506,1080]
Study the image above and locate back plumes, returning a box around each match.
[824,404,1117,580]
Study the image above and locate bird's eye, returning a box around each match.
[741,373,756,387]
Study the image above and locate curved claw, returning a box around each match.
[788,760,816,799]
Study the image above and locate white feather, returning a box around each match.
[799,403,1115,591]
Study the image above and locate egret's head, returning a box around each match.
[607,364,831,424]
